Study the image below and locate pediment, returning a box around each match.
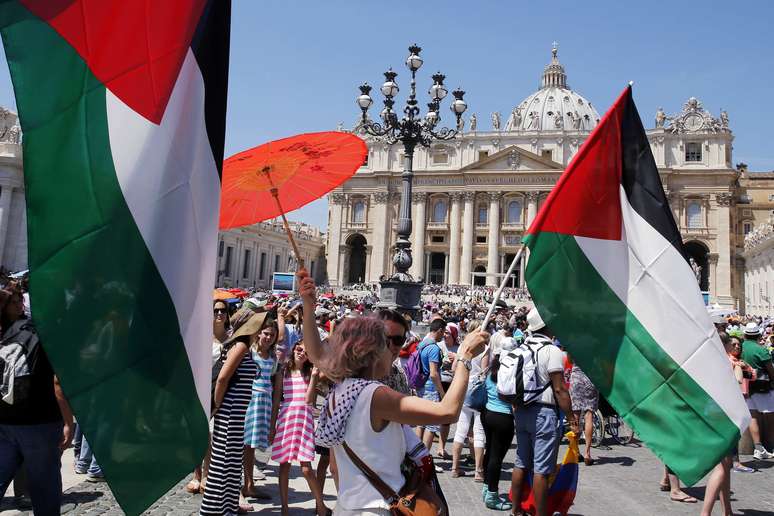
[461,145,563,172]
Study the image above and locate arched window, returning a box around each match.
[352,200,366,223]
[686,201,702,228]
[432,199,447,223]
[507,199,522,223]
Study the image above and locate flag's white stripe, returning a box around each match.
[576,185,749,433]
[106,50,220,414]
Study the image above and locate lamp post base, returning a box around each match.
[377,279,423,320]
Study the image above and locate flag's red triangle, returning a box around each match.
[22,0,207,124]
[526,86,630,241]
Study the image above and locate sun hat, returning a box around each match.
[223,311,269,347]
[743,322,762,336]
[526,307,546,333]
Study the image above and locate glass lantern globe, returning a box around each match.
[381,81,399,97]
[357,94,373,110]
[429,83,448,101]
[451,99,467,115]
[406,53,423,72]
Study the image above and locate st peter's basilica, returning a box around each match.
[326,46,774,310]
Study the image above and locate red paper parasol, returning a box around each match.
[219,132,366,266]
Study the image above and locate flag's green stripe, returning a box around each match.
[526,231,738,485]
[0,3,208,514]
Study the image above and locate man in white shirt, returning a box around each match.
[510,308,578,516]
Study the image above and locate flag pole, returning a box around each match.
[481,245,526,330]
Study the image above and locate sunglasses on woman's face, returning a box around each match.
[213,308,227,315]
[386,334,405,347]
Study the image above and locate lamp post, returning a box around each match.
[356,44,467,316]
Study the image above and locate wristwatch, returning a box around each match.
[459,357,473,371]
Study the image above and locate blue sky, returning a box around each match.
[1,0,772,230]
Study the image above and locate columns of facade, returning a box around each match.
[326,193,345,286]
[486,192,502,286]
[411,192,427,280]
[460,192,475,285]
[364,246,373,284]
[526,191,539,226]
[448,193,462,285]
[444,252,450,284]
[369,192,389,282]
[519,254,526,288]
[524,191,541,275]
[424,251,430,282]
[715,193,733,305]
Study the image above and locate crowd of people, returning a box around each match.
[0,268,772,515]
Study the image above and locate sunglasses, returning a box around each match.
[213,308,228,315]
[386,334,405,347]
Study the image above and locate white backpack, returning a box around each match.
[496,334,552,408]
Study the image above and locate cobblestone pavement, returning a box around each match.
[2,439,773,515]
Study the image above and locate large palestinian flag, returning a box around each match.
[524,86,749,485]
[0,1,229,513]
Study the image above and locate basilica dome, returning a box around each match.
[504,46,600,133]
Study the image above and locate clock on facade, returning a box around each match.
[684,113,703,132]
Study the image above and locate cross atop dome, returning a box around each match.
[542,42,567,89]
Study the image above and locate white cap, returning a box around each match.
[527,307,546,333]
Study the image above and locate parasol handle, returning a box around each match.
[481,245,525,330]
[270,188,305,271]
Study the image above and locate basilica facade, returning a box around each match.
[326,47,772,309]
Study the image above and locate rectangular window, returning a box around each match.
[685,142,702,162]
[477,206,487,224]
[218,240,224,257]
[743,222,752,235]
[476,235,487,244]
[541,149,553,160]
[274,254,281,273]
[432,151,448,165]
[224,246,233,277]
[686,201,703,229]
[478,150,489,161]
[310,260,316,278]
[431,235,445,243]
[259,252,267,280]
[242,249,251,279]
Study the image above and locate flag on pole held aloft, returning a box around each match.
[524,86,749,485]
[0,0,230,513]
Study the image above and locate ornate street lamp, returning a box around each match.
[355,44,467,316]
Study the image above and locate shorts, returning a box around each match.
[315,445,330,457]
[513,403,562,476]
[417,387,441,434]
[746,391,774,413]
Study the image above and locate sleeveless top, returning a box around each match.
[332,381,406,512]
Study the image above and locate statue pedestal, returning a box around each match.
[377,279,423,320]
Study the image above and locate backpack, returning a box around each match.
[496,335,552,408]
[0,319,41,406]
[405,341,434,391]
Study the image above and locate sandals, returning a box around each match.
[658,482,670,492]
[670,493,698,503]
[583,456,595,466]
[184,479,200,494]
[474,469,485,483]
[450,469,465,478]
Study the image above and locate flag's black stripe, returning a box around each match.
[191,0,231,178]
[620,88,687,259]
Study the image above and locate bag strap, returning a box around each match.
[341,441,400,505]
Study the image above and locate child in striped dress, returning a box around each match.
[270,341,330,516]
[242,320,278,499]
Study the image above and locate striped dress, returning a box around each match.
[270,373,315,463]
[200,348,257,516]
[244,352,274,449]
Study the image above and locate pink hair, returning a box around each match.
[319,317,386,383]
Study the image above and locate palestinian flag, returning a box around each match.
[0,1,230,513]
[524,86,750,485]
